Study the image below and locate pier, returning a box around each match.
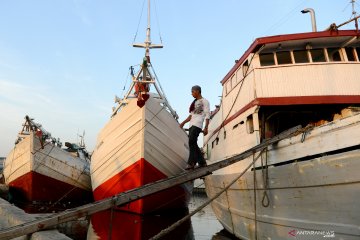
[0,197,71,240]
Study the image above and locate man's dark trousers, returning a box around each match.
[188,126,206,166]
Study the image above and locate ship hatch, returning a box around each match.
[259,104,360,141]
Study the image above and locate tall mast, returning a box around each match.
[112,0,178,119]
[133,0,163,52]
[146,0,151,49]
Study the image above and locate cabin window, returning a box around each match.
[236,67,242,83]
[242,60,249,76]
[276,51,292,65]
[226,80,232,94]
[345,47,356,61]
[327,48,342,62]
[216,137,219,145]
[246,115,254,134]
[259,53,275,66]
[293,50,309,63]
[310,49,326,62]
[231,74,236,88]
[224,131,226,139]
[356,47,360,61]
[206,144,211,159]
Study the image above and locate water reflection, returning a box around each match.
[189,192,235,240]
[87,208,194,240]
[87,192,238,240]
[212,230,239,240]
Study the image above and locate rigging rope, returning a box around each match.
[11,123,91,211]
[30,138,90,212]
[106,180,206,237]
[253,153,258,240]
[208,45,263,147]
[91,104,168,176]
[145,178,206,213]
[5,139,85,212]
[133,0,147,44]
[153,0,163,43]
[6,141,90,212]
[260,149,270,208]
[149,149,265,240]
[119,67,131,99]
[6,140,52,182]
[108,206,115,240]
[262,0,307,36]
[149,62,175,115]
[42,162,89,212]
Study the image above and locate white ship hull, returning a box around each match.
[3,132,92,206]
[205,113,360,239]
[91,96,193,214]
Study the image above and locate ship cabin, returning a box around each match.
[205,30,360,160]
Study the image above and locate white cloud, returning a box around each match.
[0,79,52,106]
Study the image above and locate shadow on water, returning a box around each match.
[3,189,239,239]
[189,192,239,240]
[87,192,239,240]
[212,230,240,240]
[87,208,194,240]
[7,187,93,214]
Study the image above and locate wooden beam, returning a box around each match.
[0,125,301,240]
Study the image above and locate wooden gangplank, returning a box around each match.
[0,126,301,240]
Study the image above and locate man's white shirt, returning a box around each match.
[189,98,210,129]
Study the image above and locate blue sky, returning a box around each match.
[0,0,357,156]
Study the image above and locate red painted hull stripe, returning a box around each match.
[93,158,191,214]
[90,209,192,239]
[8,171,91,202]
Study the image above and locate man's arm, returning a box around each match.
[203,119,209,135]
[202,100,211,136]
[179,114,192,129]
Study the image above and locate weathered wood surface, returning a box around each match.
[0,198,71,240]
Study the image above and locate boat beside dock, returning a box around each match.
[0,197,71,240]
[0,126,300,239]
[203,24,360,239]
[3,116,92,212]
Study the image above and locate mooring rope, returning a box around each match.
[91,104,166,176]
[107,206,115,240]
[253,153,258,240]
[132,0,147,44]
[42,162,89,212]
[261,149,270,208]
[149,148,266,240]
[144,178,206,213]
[205,45,264,147]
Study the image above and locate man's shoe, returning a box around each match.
[185,164,195,170]
[198,163,207,167]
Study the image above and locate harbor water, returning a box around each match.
[0,190,238,240]
[86,192,238,240]
[187,192,237,240]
